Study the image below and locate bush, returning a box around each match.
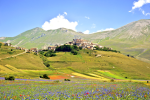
[71,50,78,55]
[5,76,15,80]
[7,51,13,54]
[79,47,82,50]
[44,62,50,67]
[44,50,56,57]
[0,43,2,48]
[64,79,71,81]
[110,79,114,82]
[41,74,50,79]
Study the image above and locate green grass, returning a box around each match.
[99,40,150,62]
[0,53,48,70]
[97,70,126,79]
[0,45,24,59]
[46,50,150,80]
[1,45,150,80]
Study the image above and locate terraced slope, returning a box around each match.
[46,50,150,80]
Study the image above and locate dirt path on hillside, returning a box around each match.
[0,51,26,60]
[136,49,147,57]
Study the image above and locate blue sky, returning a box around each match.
[0,0,150,37]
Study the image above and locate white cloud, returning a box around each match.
[146,13,150,15]
[139,8,150,15]
[85,16,90,19]
[97,28,115,32]
[42,13,78,31]
[83,30,90,34]
[91,24,96,29]
[64,12,67,15]
[129,0,150,15]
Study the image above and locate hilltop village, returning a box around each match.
[5,39,110,53]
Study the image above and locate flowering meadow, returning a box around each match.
[0,79,150,100]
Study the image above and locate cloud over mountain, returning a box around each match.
[97,28,114,32]
[42,12,78,31]
[83,30,90,34]
[129,0,150,15]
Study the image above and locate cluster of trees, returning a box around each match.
[55,45,82,55]
[95,46,120,53]
[39,50,56,57]
[5,76,15,80]
[40,74,50,79]
[39,53,51,68]
[64,79,71,81]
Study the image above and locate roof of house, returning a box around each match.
[30,48,37,51]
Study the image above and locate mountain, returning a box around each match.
[0,19,150,62]
[0,28,85,49]
[91,19,150,63]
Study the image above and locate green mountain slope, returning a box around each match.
[0,19,150,62]
[47,50,150,80]
[0,28,84,49]
[92,19,150,63]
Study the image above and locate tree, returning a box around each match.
[0,43,2,48]
[44,61,50,67]
[79,47,82,50]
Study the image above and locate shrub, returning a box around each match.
[0,43,2,48]
[71,50,78,55]
[5,76,15,80]
[43,74,50,79]
[73,51,78,55]
[110,79,114,82]
[34,52,37,55]
[40,74,50,79]
[7,51,13,54]
[147,81,149,83]
[64,79,71,81]
[44,50,56,57]
[131,56,134,58]
[125,77,128,79]
[44,62,50,67]
[79,47,82,50]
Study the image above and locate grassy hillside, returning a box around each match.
[0,44,52,78]
[0,28,84,49]
[0,43,24,59]
[46,50,150,80]
[0,45,150,80]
